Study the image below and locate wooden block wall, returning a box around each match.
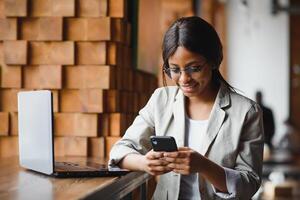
[0,0,158,158]
[0,112,9,136]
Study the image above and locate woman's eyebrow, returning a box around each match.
[169,63,179,67]
[184,61,203,67]
[169,61,203,68]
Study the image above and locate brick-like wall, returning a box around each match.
[0,0,157,158]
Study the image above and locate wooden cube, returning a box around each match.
[54,113,99,136]
[54,137,65,157]
[0,65,22,88]
[105,136,121,158]
[0,136,18,157]
[64,65,116,89]
[0,89,19,112]
[116,67,123,90]
[103,89,120,112]
[100,113,109,137]
[51,90,59,112]
[78,0,107,17]
[19,18,39,41]
[9,112,18,136]
[0,112,9,136]
[274,185,293,197]
[54,137,88,157]
[59,90,81,113]
[40,17,63,41]
[64,137,87,156]
[118,68,133,91]
[66,18,110,41]
[87,18,111,41]
[60,89,104,113]
[0,0,4,18]
[65,18,86,41]
[76,89,104,113]
[107,42,122,66]
[30,0,52,16]
[122,45,132,68]
[88,137,105,158]
[30,42,74,65]
[109,113,127,137]
[0,18,17,40]
[4,40,27,65]
[111,18,125,43]
[4,0,27,17]
[264,181,296,198]
[23,65,62,89]
[83,65,116,89]
[127,70,134,91]
[20,17,62,41]
[108,0,126,18]
[52,0,75,17]
[30,0,74,17]
[76,42,106,65]
[121,91,134,113]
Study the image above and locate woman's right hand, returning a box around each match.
[142,150,172,175]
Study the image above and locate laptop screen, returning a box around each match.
[18,90,54,175]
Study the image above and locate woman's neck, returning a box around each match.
[185,84,219,120]
[187,84,219,105]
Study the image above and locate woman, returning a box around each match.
[109,16,264,200]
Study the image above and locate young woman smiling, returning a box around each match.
[109,16,264,200]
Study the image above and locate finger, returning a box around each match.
[167,162,190,171]
[163,157,187,164]
[172,169,189,175]
[146,151,164,160]
[178,147,191,151]
[148,166,172,173]
[148,159,170,167]
[164,151,188,158]
[163,151,179,158]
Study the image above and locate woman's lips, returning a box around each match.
[180,83,198,93]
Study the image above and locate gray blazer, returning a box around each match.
[109,86,264,200]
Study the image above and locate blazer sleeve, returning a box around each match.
[108,89,158,167]
[226,103,264,199]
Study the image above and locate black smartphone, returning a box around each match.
[150,136,178,152]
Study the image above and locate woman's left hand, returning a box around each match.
[163,147,206,175]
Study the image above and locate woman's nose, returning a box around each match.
[178,71,191,83]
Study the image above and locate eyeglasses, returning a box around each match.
[164,63,206,80]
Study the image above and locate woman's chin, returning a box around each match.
[181,88,199,97]
[183,91,198,98]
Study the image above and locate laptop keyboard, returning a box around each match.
[55,161,107,172]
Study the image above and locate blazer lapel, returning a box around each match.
[199,86,231,156]
[172,88,186,147]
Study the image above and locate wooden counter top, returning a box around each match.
[0,157,151,200]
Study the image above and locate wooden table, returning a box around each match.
[0,157,151,200]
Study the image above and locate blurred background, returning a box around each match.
[0,0,300,199]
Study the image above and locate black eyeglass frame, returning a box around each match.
[163,61,207,79]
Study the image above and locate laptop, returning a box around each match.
[18,90,129,178]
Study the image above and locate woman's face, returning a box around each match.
[168,46,213,99]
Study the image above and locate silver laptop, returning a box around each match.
[18,90,128,177]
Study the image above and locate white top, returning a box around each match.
[179,116,240,199]
[179,117,208,200]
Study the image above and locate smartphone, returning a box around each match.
[150,136,178,152]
